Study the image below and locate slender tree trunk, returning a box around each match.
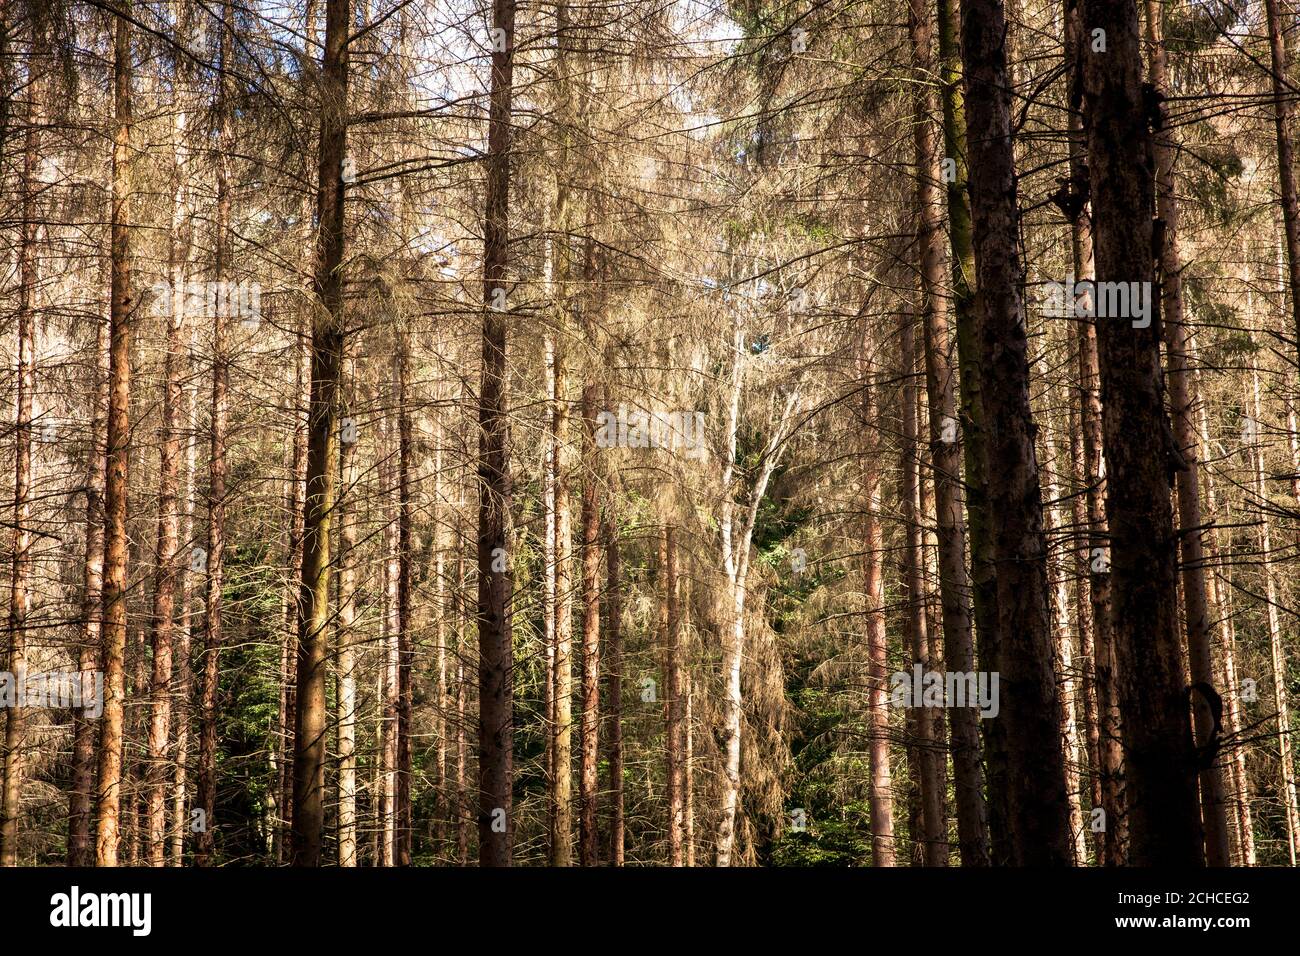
[95,5,135,868]
[1263,0,1300,370]
[551,345,574,866]
[70,297,110,866]
[1247,368,1300,864]
[861,360,896,867]
[897,301,948,866]
[291,0,350,867]
[604,518,624,865]
[959,0,1074,864]
[1142,0,1231,866]
[396,342,413,866]
[936,0,1007,861]
[336,360,358,867]
[579,385,602,866]
[0,57,38,866]
[910,0,987,866]
[1080,0,1205,865]
[145,198,186,867]
[665,528,685,866]
[476,0,518,867]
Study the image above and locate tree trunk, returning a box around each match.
[95,5,135,868]
[665,527,685,866]
[336,360,359,867]
[959,0,1074,864]
[910,0,987,866]
[936,0,1007,861]
[579,385,602,866]
[476,0,518,867]
[897,301,948,866]
[1080,0,1205,865]
[1143,0,1231,865]
[291,0,350,867]
[604,517,624,865]
[0,56,38,866]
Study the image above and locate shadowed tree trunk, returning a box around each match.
[959,0,1074,864]
[1080,0,1204,866]
[477,0,518,868]
[291,0,350,867]
[579,384,602,866]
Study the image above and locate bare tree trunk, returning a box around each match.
[579,385,602,866]
[95,5,135,868]
[476,0,517,867]
[1263,0,1300,369]
[936,0,1007,860]
[0,56,38,866]
[1142,0,1231,865]
[291,0,350,867]
[551,345,574,866]
[145,185,186,867]
[898,301,948,866]
[396,342,414,866]
[336,360,358,867]
[861,362,895,867]
[604,517,624,865]
[1193,378,1255,865]
[70,297,110,866]
[665,528,685,866]
[1247,367,1300,864]
[959,0,1074,864]
[910,0,987,865]
[1080,0,1204,865]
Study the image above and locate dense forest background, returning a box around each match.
[0,0,1298,867]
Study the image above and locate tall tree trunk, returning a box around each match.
[579,385,602,866]
[1247,367,1300,864]
[291,0,350,867]
[861,358,896,867]
[911,0,988,866]
[1143,0,1231,865]
[959,0,1074,864]
[936,0,1007,861]
[1080,0,1204,865]
[476,0,518,867]
[336,359,358,866]
[550,341,574,866]
[70,296,110,866]
[604,517,624,865]
[145,191,186,868]
[1263,0,1300,372]
[0,52,38,866]
[897,302,948,866]
[95,4,135,867]
[665,527,685,866]
[396,341,414,866]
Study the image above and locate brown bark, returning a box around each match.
[335,360,358,867]
[604,518,624,865]
[477,0,517,867]
[579,385,602,866]
[291,0,350,867]
[1143,0,1230,865]
[0,54,38,866]
[94,5,135,867]
[897,302,948,867]
[1080,0,1205,865]
[910,0,988,866]
[665,527,685,866]
[959,0,1074,864]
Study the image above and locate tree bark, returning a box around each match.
[95,4,135,868]
[1080,0,1205,865]
[959,0,1074,864]
[476,0,517,867]
[291,0,350,867]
